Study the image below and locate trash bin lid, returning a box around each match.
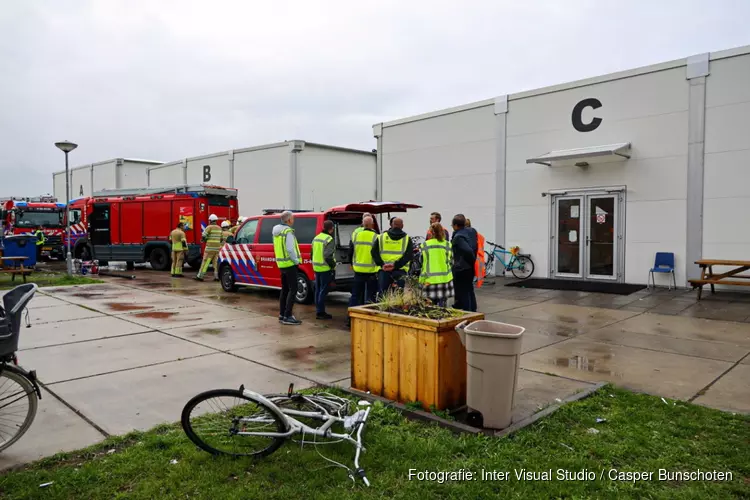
[464,320,524,338]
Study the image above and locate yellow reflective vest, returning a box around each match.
[352,229,378,274]
[420,239,453,285]
[312,232,335,273]
[273,226,300,269]
[378,233,409,272]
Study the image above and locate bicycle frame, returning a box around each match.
[489,246,521,271]
[236,389,372,486]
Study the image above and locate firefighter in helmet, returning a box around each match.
[230,216,244,236]
[195,214,223,281]
[221,220,233,241]
[169,222,187,277]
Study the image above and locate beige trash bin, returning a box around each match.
[455,320,525,429]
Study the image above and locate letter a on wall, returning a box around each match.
[79,185,84,196]
[203,165,211,182]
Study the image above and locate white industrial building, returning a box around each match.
[146,140,376,216]
[374,44,750,286]
[53,158,163,201]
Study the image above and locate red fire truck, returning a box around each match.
[1,196,66,259]
[64,185,239,271]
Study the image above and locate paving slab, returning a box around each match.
[614,313,750,346]
[23,331,214,384]
[512,369,595,423]
[679,302,750,322]
[50,353,313,435]
[475,295,535,314]
[0,387,105,472]
[580,327,750,363]
[693,364,750,414]
[499,302,639,330]
[163,316,327,351]
[119,305,259,329]
[77,295,200,315]
[28,304,105,324]
[521,338,732,400]
[19,316,153,350]
[231,329,352,384]
[485,313,587,353]
[25,294,70,309]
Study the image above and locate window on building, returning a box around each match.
[236,219,258,244]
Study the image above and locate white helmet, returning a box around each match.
[221,220,230,228]
[209,214,218,222]
[238,216,246,223]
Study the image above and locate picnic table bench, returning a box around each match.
[0,256,33,283]
[688,259,750,300]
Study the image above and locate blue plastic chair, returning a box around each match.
[648,252,676,290]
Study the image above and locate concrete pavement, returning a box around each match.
[1,270,748,470]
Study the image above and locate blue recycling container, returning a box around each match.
[2,235,37,268]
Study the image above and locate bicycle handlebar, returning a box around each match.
[354,406,372,487]
[487,241,505,250]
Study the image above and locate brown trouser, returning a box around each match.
[171,251,185,275]
[197,249,219,279]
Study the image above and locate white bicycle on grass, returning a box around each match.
[181,384,372,486]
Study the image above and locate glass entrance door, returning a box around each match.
[585,195,618,280]
[551,191,623,282]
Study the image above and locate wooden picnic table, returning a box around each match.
[688,259,750,300]
[0,256,33,283]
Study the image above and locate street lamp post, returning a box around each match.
[55,141,78,276]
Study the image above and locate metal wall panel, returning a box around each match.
[298,146,375,212]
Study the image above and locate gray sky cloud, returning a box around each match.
[1,0,749,196]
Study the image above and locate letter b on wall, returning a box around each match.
[572,98,602,132]
[203,165,211,182]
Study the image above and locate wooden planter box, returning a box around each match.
[349,305,484,411]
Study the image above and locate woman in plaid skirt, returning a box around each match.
[419,223,454,307]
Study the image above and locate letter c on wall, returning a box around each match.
[572,98,602,132]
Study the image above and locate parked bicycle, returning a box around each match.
[182,384,372,486]
[483,242,535,280]
[0,283,42,452]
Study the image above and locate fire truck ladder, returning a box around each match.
[92,185,238,198]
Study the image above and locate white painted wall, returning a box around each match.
[703,53,750,261]
[186,153,231,186]
[505,66,690,285]
[233,145,290,216]
[298,146,376,212]
[70,166,92,198]
[380,105,497,241]
[148,161,184,187]
[92,160,118,193]
[117,160,155,189]
[53,172,68,201]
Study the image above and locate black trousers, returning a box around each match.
[453,269,477,312]
[349,272,378,308]
[279,266,298,318]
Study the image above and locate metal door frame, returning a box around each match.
[551,195,585,279]
[549,186,626,283]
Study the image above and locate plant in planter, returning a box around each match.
[348,276,484,411]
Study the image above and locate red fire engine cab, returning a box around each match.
[1,196,66,259]
[64,185,239,271]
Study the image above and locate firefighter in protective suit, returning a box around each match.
[221,220,233,241]
[170,222,187,277]
[194,214,223,281]
[34,226,46,262]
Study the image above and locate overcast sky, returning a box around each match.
[1,0,749,197]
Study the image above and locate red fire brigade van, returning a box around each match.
[217,201,421,304]
[65,185,238,271]
[1,197,66,259]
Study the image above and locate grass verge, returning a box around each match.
[0,386,747,499]
[0,271,102,290]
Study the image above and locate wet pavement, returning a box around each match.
[1,270,748,469]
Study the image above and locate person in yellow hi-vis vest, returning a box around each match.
[420,222,454,307]
[194,214,223,282]
[169,222,187,277]
[312,220,336,320]
[273,211,302,325]
[346,216,379,328]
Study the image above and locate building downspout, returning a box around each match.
[289,141,305,209]
[182,158,188,185]
[685,53,710,284]
[228,150,235,188]
[89,164,94,196]
[373,123,383,228]
[494,96,509,277]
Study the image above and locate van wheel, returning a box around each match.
[77,245,92,261]
[149,247,170,271]
[295,273,313,304]
[220,265,237,292]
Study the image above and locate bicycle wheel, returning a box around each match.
[182,389,288,458]
[511,255,535,280]
[0,368,39,452]
[484,253,495,278]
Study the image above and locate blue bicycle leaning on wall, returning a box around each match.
[483,242,535,280]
